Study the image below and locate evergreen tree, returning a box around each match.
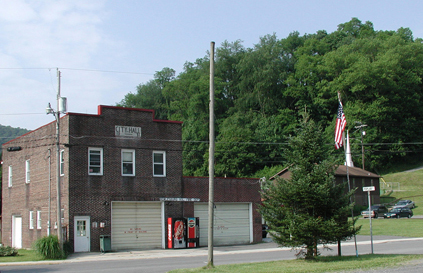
[259,113,359,259]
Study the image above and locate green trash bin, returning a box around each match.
[100,235,111,253]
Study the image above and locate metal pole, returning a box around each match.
[361,132,365,170]
[368,191,374,254]
[48,149,51,236]
[56,69,62,249]
[207,41,215,268]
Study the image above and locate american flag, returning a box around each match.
[335,101,346,149]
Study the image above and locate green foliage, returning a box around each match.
[260,114,359,259]
[33,235,65,260]
[0,245,18,257]
[118,18,423,177]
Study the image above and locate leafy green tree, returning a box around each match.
[118,68,175,119]
[260,114,359,259]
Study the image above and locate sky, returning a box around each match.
[1,0,422,131]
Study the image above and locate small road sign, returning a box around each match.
[363,186,375,192]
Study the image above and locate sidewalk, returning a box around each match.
[48,236,423,263]
[1,236,423,266]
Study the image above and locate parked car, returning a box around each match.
[392,199,415,209]
[384,207,413,218]
[361,204,388,218]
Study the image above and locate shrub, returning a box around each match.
[0,245,18,257]
[34,235,64,259]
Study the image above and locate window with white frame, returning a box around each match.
[25,159,30,183]
[122,149,135,176]
[88,147,103,175]
[37,211,42,229]
[60,149,65,176]
[29,211,34,229]
[8,165,12,187]
[153,151,166,177]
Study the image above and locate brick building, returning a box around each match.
[2,105,261,252]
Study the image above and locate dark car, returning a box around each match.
[361,204,388,218]
[384,207,413,218]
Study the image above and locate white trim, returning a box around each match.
[121,149,135,176]
[249,203,253,243]
[8,165,12,187]
[60,149,65,176]
[153,151,166,177]
[37,211,42,229]
[161,202,165,249]
[88,147,103,175]
[25,159,30,183]
[29,211,34,229]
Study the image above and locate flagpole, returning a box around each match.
[338,92,358,258]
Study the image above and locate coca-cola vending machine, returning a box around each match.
[167,217,199,249]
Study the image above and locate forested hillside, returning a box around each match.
[0,124,29,148]
[118,18,423,178]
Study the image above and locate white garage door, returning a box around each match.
[194,203,252,246]
[111,202,163,250]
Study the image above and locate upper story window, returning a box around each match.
[122,149,135,176]
[25,159,30,183]
[88,147,103,175]
[29,211,34,229]
[60,150,65,176]
[153,151,166,177]
[8,165,12,187]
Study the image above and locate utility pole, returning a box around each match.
[46,68,65,249]
[355,123,367,170]
[56,69,63,249]
[207,41,215,268]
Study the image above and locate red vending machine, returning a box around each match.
[186,217,199,248]
[167,217,199,249]
[167,217,186,249]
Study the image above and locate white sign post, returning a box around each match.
[363,186,375,254]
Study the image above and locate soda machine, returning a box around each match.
[167,217,199,249]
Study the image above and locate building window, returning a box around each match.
[153,151,166,177]
[88,147,103,175]
[25,159,30,183]
[29,211,34,229]
[60,150,65,176]
[37,211,42,229]
[8,165,12,187]
[122,149,135,176]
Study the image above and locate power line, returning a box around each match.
[0,67,154,76]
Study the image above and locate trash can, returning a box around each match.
[100,235,111,253]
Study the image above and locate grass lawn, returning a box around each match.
[382,168,423,215]
[357,218,423,237]
[169,254,423,273]
[0,249,44,263]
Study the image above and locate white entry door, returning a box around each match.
[74,216,90,252]
[12,216,22,249]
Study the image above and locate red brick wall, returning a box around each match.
[182,177,262,243]
[2,117,69,248]
[66,106,183,251]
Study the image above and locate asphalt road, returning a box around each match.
[1,235,423,273]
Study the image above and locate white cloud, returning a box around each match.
[0,0,128,130]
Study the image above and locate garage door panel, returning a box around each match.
[194,203,251,246]
[111,202,162,250]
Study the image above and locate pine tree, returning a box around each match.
[260,114,360,259]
